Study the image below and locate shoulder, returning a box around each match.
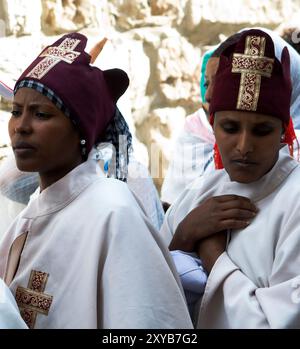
[79,177,153,228]
[87,176,139,207]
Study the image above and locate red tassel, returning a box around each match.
[210,113,224,169]
[213,142,224,169]
[282,118,299,161]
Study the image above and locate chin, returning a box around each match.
[228,171,262,184]
[230,176,256,184]
[15,159,39,173]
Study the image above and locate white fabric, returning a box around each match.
[0,151,192,329]
[161,146,300,328]
[93,144,164,230]
[127,157,164,230]
[0,148,164,238]
[0,278,27,329]
[161,108,214,204]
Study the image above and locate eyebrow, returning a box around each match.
[13,101,54,109]
[218,117,278,126]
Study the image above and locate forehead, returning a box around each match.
[14,87,53,106]
[215,110,282,125]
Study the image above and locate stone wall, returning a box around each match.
[1,0,299,191]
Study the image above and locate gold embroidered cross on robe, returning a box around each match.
[15,270,53,329]
[26,37,81,80]
[232,35,275,111]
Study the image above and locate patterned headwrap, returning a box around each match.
[99,107,132,181]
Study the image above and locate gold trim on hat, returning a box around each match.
[26,38,81,80]
[232,35,275,111]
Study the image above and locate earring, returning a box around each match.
[80,139,86,156]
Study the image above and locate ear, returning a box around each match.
[103,68,129,103]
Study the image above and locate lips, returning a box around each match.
[13,141,36,157]
[232,159,256,164]
[13,141,36,151]
[231,158,258,167]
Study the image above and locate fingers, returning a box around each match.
[215,195,258,212]
[219,208,256,220]
[219,219,251,231]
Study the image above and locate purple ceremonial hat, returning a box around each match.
[210,29,292,124]
[14,32,129,153]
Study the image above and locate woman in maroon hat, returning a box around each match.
[161,29,300,328]
[0,32,193,329]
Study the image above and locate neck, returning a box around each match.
[39,157,84,191]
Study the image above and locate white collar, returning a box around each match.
[215,146,299,202]
[22,149,106,219]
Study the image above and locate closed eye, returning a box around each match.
[220,122,239,134]
[252,125,275,137]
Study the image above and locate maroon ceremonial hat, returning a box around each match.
[209,29,292,124]
[14,32,129,154]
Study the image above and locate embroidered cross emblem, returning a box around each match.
[15,270,53,329]
[232,35,274,111]
[26,37,81,80]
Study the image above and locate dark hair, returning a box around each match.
[281,28,300,55]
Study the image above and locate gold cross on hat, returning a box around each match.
[232,35,275,111]
[26,37,81,80]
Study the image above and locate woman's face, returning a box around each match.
[203,57,220,114]
[9,88,83,185]
[214,110,283,183]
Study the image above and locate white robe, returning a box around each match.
[161,108,214,204]
[161,146,300,328]
[0,278,27,329]
[0,154,192,329]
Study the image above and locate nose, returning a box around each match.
[205,84,212,104]
[236,130,254,157]
[11,112,32,135]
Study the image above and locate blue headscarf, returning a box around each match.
[200,47,217,102]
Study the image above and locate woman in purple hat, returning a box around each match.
[0,32,193,329]
[161,29,300,328]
